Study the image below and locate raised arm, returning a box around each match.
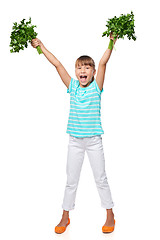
[96,33,117,91]
[31,38,71,88]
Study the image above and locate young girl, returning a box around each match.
[31,33,117,234]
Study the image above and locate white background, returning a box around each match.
[1,0,160,239]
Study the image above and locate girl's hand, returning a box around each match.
[110,32,118,44]
[31,38,44,48]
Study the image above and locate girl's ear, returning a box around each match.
[93,69,96,76]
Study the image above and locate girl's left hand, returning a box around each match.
[110,32,118,44]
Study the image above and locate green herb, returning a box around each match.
[102,11,137,50]
[9,17,43,54]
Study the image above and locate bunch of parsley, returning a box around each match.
[9,17,43,54]
[102,11,137,50]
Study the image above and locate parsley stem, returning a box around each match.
[108,39,114,50]
[36,46,43,54]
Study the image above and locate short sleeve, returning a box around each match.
[94,79,104,94]
[67,78,73,94]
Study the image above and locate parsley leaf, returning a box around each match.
[9,17,43,54]
[102,11,137,50]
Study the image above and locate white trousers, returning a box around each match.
[62,135,114,211]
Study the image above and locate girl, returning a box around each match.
[31,33,117,234]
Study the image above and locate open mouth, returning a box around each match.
[80,75,87,82]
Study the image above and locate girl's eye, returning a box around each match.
[85,66,90,69]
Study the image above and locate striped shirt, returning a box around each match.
[66,78,104,138]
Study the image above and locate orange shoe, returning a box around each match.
[55,218,70,234]
[102,219,115,233]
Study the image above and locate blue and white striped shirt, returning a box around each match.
[66,78,104,138]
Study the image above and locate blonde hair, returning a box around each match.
[75,55,95,70]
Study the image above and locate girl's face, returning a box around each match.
[75,64,96,88]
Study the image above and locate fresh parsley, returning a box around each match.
[9,17,43,54]
[102,11,137,50]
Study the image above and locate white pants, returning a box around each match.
[62,135,114,211]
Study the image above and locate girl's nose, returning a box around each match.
[81,66,85,73]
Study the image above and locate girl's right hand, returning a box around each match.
[31,38,44,48]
